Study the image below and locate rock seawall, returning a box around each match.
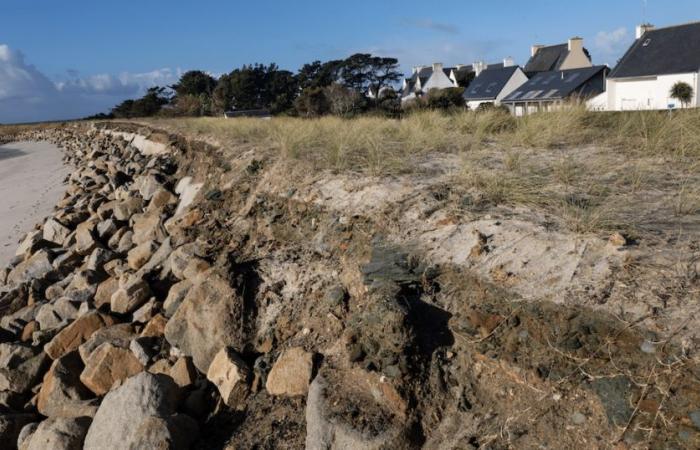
[0,123,698,449]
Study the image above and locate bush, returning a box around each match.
[324,83,364,117]
[426,87,466,109]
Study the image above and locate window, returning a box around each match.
[485,82,498,93]
[542,74,558,85]
[509,91,523,100]
[565,73,580,83]
[642,38,651,47]
[543,89,559,98]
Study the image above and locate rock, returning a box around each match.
[127,241,157,271]
[106,227,128,252]
[44,312,116,360]
[0,343,49,393]
[148,188,177,212]
[137,174,163,201]
[182,258,211,282]
[132,298,159,324]
[95,219,117,241]
[17,422,38,450]
[137,238,173,276]
[7,250,53,285]
[112,198,144,221]
[43,219,71,246]
[78,323,135,362]
[148,359,173,375]
[689,410,700,430]
[131,213,165,245]
[15,231,43,258]
[93,277,119,310]
[114,230,134,254]
[62,270,101,303]
[36,298,79,330]
[206,348,251,409]
[169,357,197,388]
[167,244,199,280]
[163,280,191,317]
[20,321,38,343]
[74,221,98,255]
[609,232,628,247]
[164,275,246,372]
[80,342,144,396]
[129,337,159,366]
[20,417,91,450]
[85,248,116,272]
[37,351,98,418]
[305,369,409,450]
[110,275,151,314]
[266,347,314,397]
[141,314,168,338]
[83,372,195,450]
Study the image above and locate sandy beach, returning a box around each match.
[0,141,69,267]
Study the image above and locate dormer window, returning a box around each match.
[642,38,651,47]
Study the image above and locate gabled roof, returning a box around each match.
[524,44,591,74]
[502,65,608,103]
[609,22,700,78]
[463,66,519,101]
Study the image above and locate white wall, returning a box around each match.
[606,72,699,111]
[495,69,529,104]
[422,70,455,93]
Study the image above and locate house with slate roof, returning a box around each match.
[603,22,700,110]
[524,38,593,76]
[463,63,528,110]
[501,65,608,116]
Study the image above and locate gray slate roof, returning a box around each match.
[502,65,608,103]
[524,44,591,74]
[610,22,700,78]
[463,66,519,101]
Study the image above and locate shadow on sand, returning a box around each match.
[0,147,27,161]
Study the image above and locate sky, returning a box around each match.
[1,0,698,123]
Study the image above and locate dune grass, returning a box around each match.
[140,107,700,235]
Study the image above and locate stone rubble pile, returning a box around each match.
[0,130,324,449]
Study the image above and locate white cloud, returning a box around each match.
[594,27,631,62]
[400,18,459,35]
[0,44,181,124]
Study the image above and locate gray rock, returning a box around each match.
[83,372,196,450]
[162,280,191,318]
[15,231,44,259]
[590,376,633,427]
[36,298,80,331]
[7,250,54,285]
[63,270,101,303]
[164,275,246,373]
[43,219,71,246]
[17,422,39,449]
[78,323,135,362]
[689,410,700,430]
[0,413,36,450]
[85,248,116,272]
[0,343,49,393]
[110,275,151,314]
[129,337,159,366]
[37,351,99,419]
[21,417,91,450]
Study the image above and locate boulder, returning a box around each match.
[83,372,196,450]
[62,270,101,303]
[7,250,53,285]
[127,241,157,271]
[131,213,165,245]
[85,248,116,272]
[266,347,314,397]
[162,280,191,317]
[74,221,98,255]
[110,275,151,314]
[129,337,159,366]
[206,347,251,409]
[93,277,119,310]
[132,298,159,324]
[15,231,43,259]
[148,188,177,212]
[78,323,135,362]
[141,314,168,338]
[43,219,71,246]
[169,357,197,388]
[36,298,79,331]
[0,414,36,450]
[112,198,144,221]
[0,343,49,393]
[20,417,91,450]
[80,342,144,396]
[164,275,246,372]
[37,351,98,418]
[44,312,116,360]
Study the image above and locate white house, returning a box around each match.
[463,59,528,109]
[524,37,593,75]
[603,22,700,111]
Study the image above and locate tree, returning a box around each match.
[297,60,343,90]
[294,87,330,117]
[324,83,364,116]
[670,81,694,108]
[111,86,170,118]
[171,71,217,98]
[214,64,299,113]
[425,88,466,110]
[338,54,402,93]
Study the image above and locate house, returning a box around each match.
[603,22,700,111]
[367,85,395,99]
[501,65,609,116]
[401,61,509,103]
[463,59,528,109]
[524,38,592,75]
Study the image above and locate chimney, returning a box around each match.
[473,61,487,76]
[432,62,443,72]
[503,57,515,67]
[636,23,655,39]
[568,37,583,52]
[531,45,544,57]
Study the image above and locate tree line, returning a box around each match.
[97,54,404,119]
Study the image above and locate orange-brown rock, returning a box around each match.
[44,312,117,360]
[265,347,314,397]
[79,342,144,396]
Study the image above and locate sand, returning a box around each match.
[0,141,69,267]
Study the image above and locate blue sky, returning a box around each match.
[1,0,698,123]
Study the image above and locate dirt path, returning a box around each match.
[0,141,69,267]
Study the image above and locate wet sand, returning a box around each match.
[0,141,69,267]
